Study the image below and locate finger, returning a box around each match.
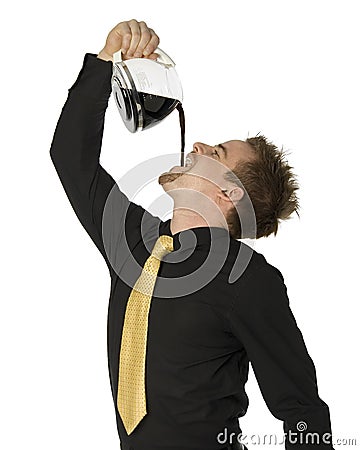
[126,19,141,57]
[105,21,131,55]
[133,21,152,57]
[147,52,160,60]
[115,22,131,54]
[143,29,160,56]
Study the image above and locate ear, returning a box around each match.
[228,186,244,202]
[218,186,244,203]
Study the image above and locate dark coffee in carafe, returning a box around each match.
[116,87,186,166]
[138,92,186,167]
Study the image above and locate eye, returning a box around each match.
[212,149,219,157]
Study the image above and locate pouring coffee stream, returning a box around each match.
[176,102,185,167]
[112,48,186,167]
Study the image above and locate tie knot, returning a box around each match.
[151,235,174,260]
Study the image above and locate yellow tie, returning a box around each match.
[117,234,174,435]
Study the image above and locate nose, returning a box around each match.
[192,142,213,155]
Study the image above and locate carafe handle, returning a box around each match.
[113,47,176,67]
[154,48,176,67]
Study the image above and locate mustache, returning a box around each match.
[158,172,184,185]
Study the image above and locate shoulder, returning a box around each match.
[230,239,285,285]
[228,242,288,312]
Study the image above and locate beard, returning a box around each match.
[158,171,184,186]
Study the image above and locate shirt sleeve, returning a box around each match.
[228,264,334,449]
[49,52,161,275]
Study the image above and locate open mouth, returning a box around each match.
[169,153,195,173]
[184,152,196,168]
[185,155,193,167]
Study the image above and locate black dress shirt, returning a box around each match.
[49,52,335,450]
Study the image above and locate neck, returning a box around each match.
[170,208,227,235]
[166,189,229,235]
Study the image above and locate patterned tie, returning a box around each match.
[117,234,174,435]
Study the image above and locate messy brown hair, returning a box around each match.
[225,134,300,239]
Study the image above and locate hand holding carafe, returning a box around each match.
[97,19,160,62]
[97,19,185,167]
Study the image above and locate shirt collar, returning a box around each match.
[161,219,232,252]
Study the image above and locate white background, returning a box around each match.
[1,0,359,449]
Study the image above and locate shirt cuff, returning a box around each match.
[68,52,114,100]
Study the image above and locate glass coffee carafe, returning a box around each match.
[111,47,183,133]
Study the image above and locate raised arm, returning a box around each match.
[49,52,125,273]
[49,20,162,275]
[228,264,335,449]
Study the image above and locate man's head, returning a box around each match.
[158,134,300,239]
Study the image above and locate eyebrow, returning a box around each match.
[217,143,227,159]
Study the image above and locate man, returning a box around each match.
[50,19,334,450]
